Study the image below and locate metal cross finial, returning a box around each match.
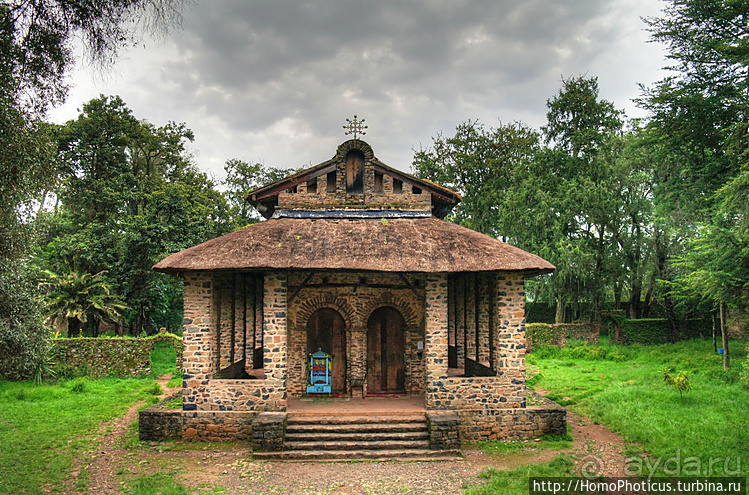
[343,115,368,140]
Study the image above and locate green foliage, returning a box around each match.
[40,269,126,336]
[68,379,87,393]
[662,368,692,401]
[41,96,232,335]
[223,158,297,227]
[150,340,178,378]
[529,339,749,476]
[641,0,749,314]
[0,261,51,381]
[531,340,630,362]
[615,318,710,344]
[739,359,749,389]
[413,120,540,238]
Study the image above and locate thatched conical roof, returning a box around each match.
[153,217,555,275]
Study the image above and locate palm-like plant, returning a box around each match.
[41,270,127,337]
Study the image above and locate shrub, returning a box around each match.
[662,368,691,400]
[740,360,749,389]
[0,262,51,381]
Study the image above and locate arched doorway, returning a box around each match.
[306,308,347,394]
[367,306,406,393]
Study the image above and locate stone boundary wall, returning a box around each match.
[526,322,600,352]
[52,334,182,378]
[139,400,257,442]
[457,405,566,441]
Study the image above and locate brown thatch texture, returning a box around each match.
[153,218,555,275]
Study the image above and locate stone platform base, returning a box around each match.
[139,396,566,446]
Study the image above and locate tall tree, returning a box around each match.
[540,76,624,321]
[413,120,540,239]
[642,0,749,351]
[45,95,231,335]
[1,0,187,378]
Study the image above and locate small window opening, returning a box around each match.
[286,185,297,194]
[307,178,317,194]
[374,172,384,193]
[392,178,403,194]
[326,171,337,193]
[412,186,422,195]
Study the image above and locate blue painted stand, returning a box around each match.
[307,349,332,394]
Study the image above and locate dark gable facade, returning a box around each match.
[147,138,566,448]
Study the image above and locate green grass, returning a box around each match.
[527,338,749,477]
[0,377,161,494]
[475,432,573,454]
[127,473,191,495]
[466,455,575,495]
[150,341,178,378]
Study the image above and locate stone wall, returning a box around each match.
[139,402,256,442]
[427,272,528,410]
[457,405,566,441]
[525,322,600,352]
[426,411,461,450]
[278,140,432,213]
[52,334,181,379]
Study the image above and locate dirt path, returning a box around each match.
[83,375,180,495]
[73,386,633,494]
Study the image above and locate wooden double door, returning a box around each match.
[367,307,406,393]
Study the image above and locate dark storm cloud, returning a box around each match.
[53,0,666,174]
[163,0,610,127]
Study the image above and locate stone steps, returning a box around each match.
[285,439,430,451]
[253,412,461,461]
[286,422,427,434]
[287,414,426,425]
[253,449,463,461]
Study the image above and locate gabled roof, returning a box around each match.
[153,217,555,276]
[245,139,461,219]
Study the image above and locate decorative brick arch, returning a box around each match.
[295,292,356,329]
[336,139,375,163]
[358,292,421,329]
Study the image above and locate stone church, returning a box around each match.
[143,133,565,457]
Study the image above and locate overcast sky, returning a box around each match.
[50,0,669,180]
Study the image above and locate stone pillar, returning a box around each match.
[495,273,526,385]
[182,272,214,411]
[263,273,288,407]
[425,273,448,409]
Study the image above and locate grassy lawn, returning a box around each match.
[527,338,749,478]
[0,377,162,494]
[0,342,178,494]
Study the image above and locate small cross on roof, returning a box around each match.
[343,115,368,140]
